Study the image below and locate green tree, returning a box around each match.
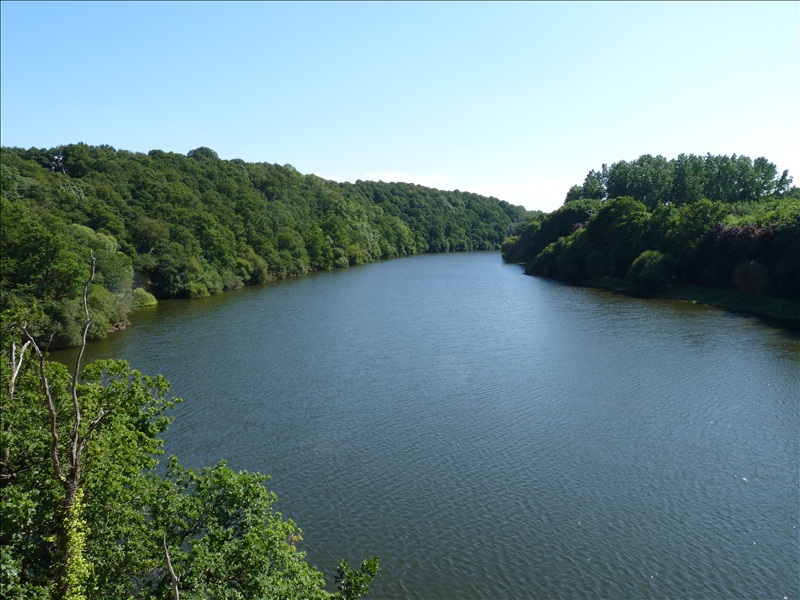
[733,260,770,294]
[752,156,779,200]
[662,198,726,267]
[1,269,380,598]
[704,153,739,201]
[504,152,798,311]
[563,185,584,203]
[585,196,651,276]
[0,142,533,345]
[628,250,677,293]
[670,153,705,205]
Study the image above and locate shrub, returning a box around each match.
[131,287,158,308]
[628,250,677,293]
[185,281,210,299]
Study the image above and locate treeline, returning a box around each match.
[1,143,527,348]
[502,153,800,308]
[562,152,794,207]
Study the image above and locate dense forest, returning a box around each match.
[1,143,527,348]
[501,153,799,322]
[2,147,798,598]
[0,143,527,597]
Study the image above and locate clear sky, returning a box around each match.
[2,1,798,212]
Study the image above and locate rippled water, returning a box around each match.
[55,252,800,598]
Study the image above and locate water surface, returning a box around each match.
[56,252,800,599]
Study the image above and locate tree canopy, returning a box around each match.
[502,153,799,317]
[1,144,527,348]
[562,153,794,209]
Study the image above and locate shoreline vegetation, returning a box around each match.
[585,276,800,330]
[3,145,799,346]
[1,143,527,349]
[2,145,798,344]
[2,144,797,598]
[501,152,799,332]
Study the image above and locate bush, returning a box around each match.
[131,287,157,308]
[184,281,210,299]
[733,260,770,293]
[628,250,677,293]
[585,249,609,279]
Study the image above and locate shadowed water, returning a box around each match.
[54,252,800,599]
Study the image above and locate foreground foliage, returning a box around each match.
[0,300,379,599]
[1,144,526,348]
[502,153,799,320]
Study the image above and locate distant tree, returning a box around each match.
[585,196,651,276]
[752,157,779,200]
[563,168,606,203]
[662,199,727,267]
[669,153,705,205]
[503,151,798,309]
[704,153,739,201]
[733,260,770,294]
[605,160,633,201]
[564,185,584,203]
[581,168,607,200]
[186,146,219,161]
[625,154,673,209]
[525,200,601,261]
[628,250,677,293]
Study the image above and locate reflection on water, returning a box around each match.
[52,252,800,599]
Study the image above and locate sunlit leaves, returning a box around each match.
[506,155,799,301]
[2,144,526,349]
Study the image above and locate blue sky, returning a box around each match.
[2,1,798,212]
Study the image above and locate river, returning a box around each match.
[53,251,800,599]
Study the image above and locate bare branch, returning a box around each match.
[8,336,32,399]
[3,335,32,483]
[24,328,65,484]
[70,252,95,473]
[163,533,181,600]
[77,409,105,458]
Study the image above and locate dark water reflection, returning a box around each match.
[53,252,800,599]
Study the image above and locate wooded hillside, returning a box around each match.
[502,153,799,320]
[1,144,527,347]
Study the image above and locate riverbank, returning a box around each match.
[52,251,800,598]
[586,276,800,331]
